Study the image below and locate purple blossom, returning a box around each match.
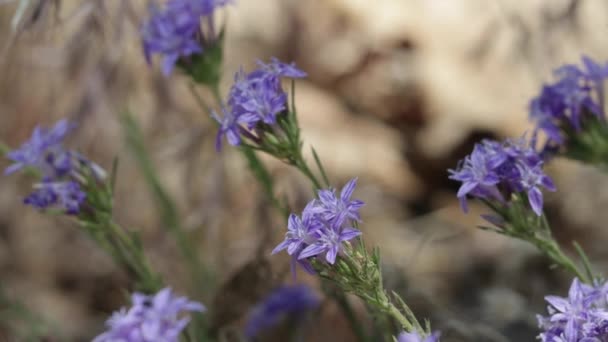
[538,278,608,342]
[298,220,361,264]
[397,331,441,342]
[449,138,555,216]
[93,287,205,342]
[271,202,321,277]
[229,68,289,125]
[4,118,107,216]
[244,285,319,338]
[4,119,74,177]
[212,106,258,150]
[530,56,608,150]
[215,58,308,149]
[317,178,365,225]
[141,0,232,76]
[141,3,202,76]
[272,179,364,272]
[24,181,86,215]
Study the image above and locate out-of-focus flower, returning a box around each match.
[93,287,205,342]
[24,181,86,215]
[449,138,555,216]
[530,56,608,153]
[3,119,105,216]
[4,119,74,177]
[244,285,319,339]
[397,331,441,342]
[537,278,608,342]
[141,0,231,76]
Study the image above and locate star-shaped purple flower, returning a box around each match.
[93,287,205,342]
[316,178,365,225]
[298,220,361,264]
[5,119,74,177]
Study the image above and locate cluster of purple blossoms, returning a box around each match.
[213,58,307,150]
[141,0,232,76]
[3,119,99,215]
[244,285,320,338]
[272,178,364,275]
[398,331,441,342]
[530,56,608,150]
[448,138,556,216]
[93,287,205,342]
[538,278,608,342]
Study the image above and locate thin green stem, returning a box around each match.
[573,241,596,283]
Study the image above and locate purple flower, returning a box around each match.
[93,287,205,342]
[273,179,364,271]
[141,3,202,76]
[272,202,322,277]
[530,56,608,150]
[244,285,319,338]
[317,178,365,225]
[298,220,361,264]
[229,68,288,125]
[212,106,258,150]
[398,331,441,342]
[215,58,307,149]
[5,119,74,177]
[24,181,86,215]
[449,138,555,216]
[538,278,608,342]
[141,0,232,76]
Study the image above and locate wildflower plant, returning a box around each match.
[3,119,163,293]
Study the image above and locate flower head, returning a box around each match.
[141,3,202,76]
[93,288,205,342]
[273,178,364,274]
[4,118,106,216]
[397,331,441,342]
[244,285,319,338]
[449,138,555,216]
[215,58,307,150]
[5,119,74,177]
[538,278,608,342]
[530,56,608,152]
[317,178,365,225]
[141,0,231,76]
[24,181,86,215]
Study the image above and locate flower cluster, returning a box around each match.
[245,285,320,338]
[397,331,441,342]
[272,178,364,275]
[4,119,103,215]
[448,138,556,216]
[93,287,205,342]
[213,58,307,150]
[530,56,608,152]
[538,278,608,342]
[141,0,231,76]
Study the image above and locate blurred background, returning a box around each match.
[1,0,608,341]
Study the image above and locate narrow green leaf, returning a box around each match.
[311,147,330,187]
